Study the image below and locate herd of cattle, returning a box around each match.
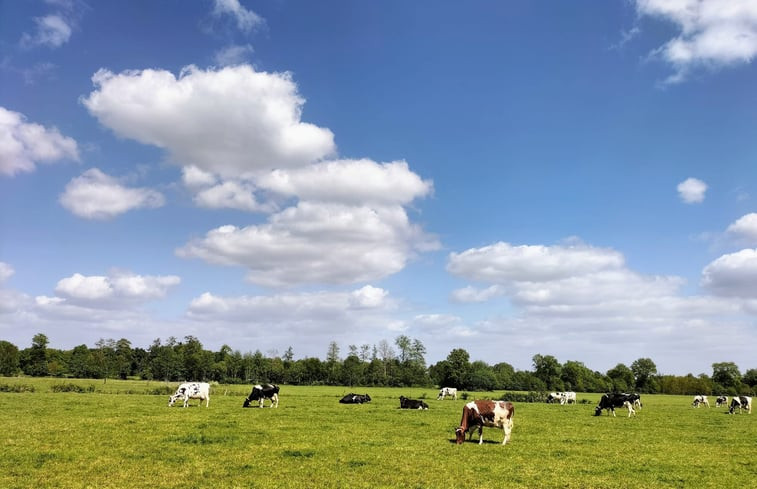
[167,383,752,446]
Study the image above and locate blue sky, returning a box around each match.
[2,0,757,375]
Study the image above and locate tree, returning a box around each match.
[712,362,741,392]
[28,333,50,377]
[532,354,562,390]
[743,368,757,388]
[434,348,470,388]
[607,363,634,392]
[395,335,411,363]
[631,358,658,393]
[0,340,20,376]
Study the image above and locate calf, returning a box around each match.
[399,396,429,410]
[455,400,514,445]
[243,384,279,408]
[168,382,210,408]
[339,393,371,404]
[729,396,752,414]
[715,396,728,408]
[437,387,457,400]
[623,400,636,417]
[692,395,709,408]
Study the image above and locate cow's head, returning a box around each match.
[455,427,466,444]
[594,406,603,416]
[242,397,251,408]
[168,394,179,407]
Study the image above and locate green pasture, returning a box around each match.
[1,378,755,488]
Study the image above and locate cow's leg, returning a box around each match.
[611,407,616,417]
[478,426,484,445]
[502,421,512,445]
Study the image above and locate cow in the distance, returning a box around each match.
[715,396,728,408]
[594,393,641,416]
[729,396,752,414]
[692,395,709,408]
[399,396,429,410]
[455,400,515,445]
[339,393,371,404]
[243,384,279,408]
[547,391,577,405]
[437,387,457,400]
[168,382,210,408]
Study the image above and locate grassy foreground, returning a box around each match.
[2,378,755,488]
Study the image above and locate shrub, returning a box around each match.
[51,383,95,393]
[0,383,35,393]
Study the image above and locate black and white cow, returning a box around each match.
[243,384,279,408]
[399,396,429,410]
[692,395,709,408]
[728,396,752,414]
[594,393,641,416]
[168,382,210,408]
[715,396,728,408]
[339,393,371,404]
[437,387,457,400]
[547,391,577,405]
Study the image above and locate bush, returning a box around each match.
[0,383,35,393]
[148,386,175,396]
[499,391,549,403]
[51,383,95,393]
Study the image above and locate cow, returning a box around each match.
[339,393,371,404]
[594,393,641,416]
[547,391,577,405]
[715,396,729,408]
[168,382,210,408]
[243,384,279,408]
[729,396,752,414]
[692,395,709,408]
[623,400,636,417]
[437,387,458,400]
[455,400,515,445]
[399,396,429,410]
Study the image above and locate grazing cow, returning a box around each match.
[547,391,577,405]
[594,393,641,416]
[455,400,515,445]
[243,384,279,408]
[399,396,429,410]
[623,400,636,417]
[715,396,728,408]
[729,396,752,415]
[692,395,710,408]
[437,387,458,400]
[168,382,210,408]
[339,393,371,404]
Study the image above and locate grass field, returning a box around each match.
[2,378,755,488]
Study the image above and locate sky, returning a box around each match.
[2,0,757,376]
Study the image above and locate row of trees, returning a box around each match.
[1,334,755,396]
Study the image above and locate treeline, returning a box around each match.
[1,333,755,396]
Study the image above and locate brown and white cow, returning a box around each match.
[455,400,514,445]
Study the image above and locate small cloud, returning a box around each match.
[214,44,254,67]
[20,15,72,48]
[726,213,757,244]
[212,0,264,34]
[677,177,707,204]
[0,262,14,283]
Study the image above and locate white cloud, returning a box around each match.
[214,44,254,66]
[177,201,439,287]
[0,262,14,283]
[54,270,180,307]
[59,168,165,219]
[82,65,336,179]
[20,14,72,48]
[701,248,757,298]
[635,0,757,83]
[677,177,707,203]
[0,106,79,176]
[212,0,264,33]
[259,159,433,206]
[450,285,505,303]
[726,213,757,243]
[447,241,624,283]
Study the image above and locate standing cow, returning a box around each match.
[243,384,279,408]
[692,395,709,408]
[594,393,641,416]
[715,396,728,408]
[437,387,458,400]
[168,382,210,408]
[729,396,752,414]
[455,400,515,445]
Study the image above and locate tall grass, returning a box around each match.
[2,380,754,488]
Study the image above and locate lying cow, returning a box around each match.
[692,395,709,408]
[594,393,641,416]
[437,387,457,400]
[168,382,210,408]
[399,396,428,410]
[715,396,728,408]
[729,396,752,414]
[339,393,371,404]
[243,383,279,408]
[455,400,515,445]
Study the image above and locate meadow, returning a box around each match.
[1,378,754,488]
